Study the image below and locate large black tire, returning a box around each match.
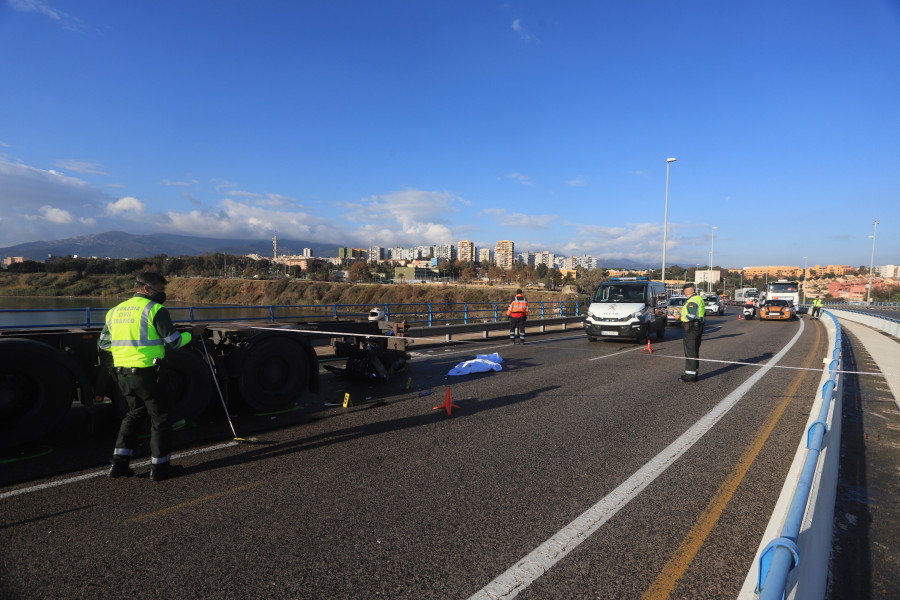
[0,339,75,450]
[112,347,213,424]
[235,333,311,412]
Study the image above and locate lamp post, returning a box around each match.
[802,257,807,305]
[708,226,717,293]
[867,218,880,305]
[661,157,677,292]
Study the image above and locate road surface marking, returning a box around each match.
[127,480,265,523]
[466,320,805,600]
[640,322,821,599]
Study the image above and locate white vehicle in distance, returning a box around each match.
[703,293,726,316]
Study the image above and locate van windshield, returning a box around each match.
[594,284,646,303]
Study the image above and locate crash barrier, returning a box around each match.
[825,308,900,338]
[826,301,900,309]
[0,300,586,331]
[740,310,842,600]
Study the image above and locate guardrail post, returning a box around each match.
[84,307,91,327]
[190,307,196,322]
[493,303,499,322]
[269,305,276,321]
[428,303,433,327]
[558,301,563,317]
[464,303,469,325]
[756,537,800,594]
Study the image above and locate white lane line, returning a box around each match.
[467,319,805,600]
[0,441,240,501]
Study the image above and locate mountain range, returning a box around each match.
[0,231,339,261]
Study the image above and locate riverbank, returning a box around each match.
[0,273,577,306]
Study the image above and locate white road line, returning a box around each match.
[0,441,239,501]
[467,319,805,600]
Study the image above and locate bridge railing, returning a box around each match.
[744,310,843,600]
[0,300,587,331]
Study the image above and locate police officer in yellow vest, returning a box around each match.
[679,282,705,383]
[99,272,193,481]
[811,297,823,320]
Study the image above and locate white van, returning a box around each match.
[583,277,668,342]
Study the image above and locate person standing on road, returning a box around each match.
[811,297,823,320]
[99,272,195,481]
[506,289,529,344]
[679,282,705,383]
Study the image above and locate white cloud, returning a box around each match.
[54,160,108,176]
[9,0,84,31]
[567,178,587,187]
[24,205,74,224]
[106,196,146,215]
[482,207,556,230]
[161,179,196,187]
[512,19,533,42]
[504,172,534,186]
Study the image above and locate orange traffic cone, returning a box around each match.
[433,386,460,415]
[738,314,743,320]
[640,339,653,353]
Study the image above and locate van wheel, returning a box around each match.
[636,326,648,344]
[587,335,598,342]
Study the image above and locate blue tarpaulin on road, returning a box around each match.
[448,353,503,376]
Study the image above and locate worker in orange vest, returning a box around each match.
[506,289,529,345]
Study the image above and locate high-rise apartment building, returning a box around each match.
[494,240,515,269]
[458,240,475,263]
[435,244,456,262]
[478,248,492,264]
[368,247,384,261]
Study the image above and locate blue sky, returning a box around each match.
[1,1,898,269]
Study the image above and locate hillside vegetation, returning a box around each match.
[0,272,578,305]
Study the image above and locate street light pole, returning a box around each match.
[867,218,880,305]
[661,157,677,292]
[802,256,807,305]
[708,226,717,293]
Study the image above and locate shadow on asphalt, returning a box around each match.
[172,384,562,477]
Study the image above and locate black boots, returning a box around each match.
[108,458,134,478]
[149,461,175,482]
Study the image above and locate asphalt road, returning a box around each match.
[0,314,830,599]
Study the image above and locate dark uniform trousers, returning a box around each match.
[509,316,526,340]
[114,366,172,461]
[682,321,704,377]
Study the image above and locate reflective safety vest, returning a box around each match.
[507,297,529,317]
[681,294,706,322]
[104,296,186,368]
[813,298,823,308]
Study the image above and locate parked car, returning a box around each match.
[703,293,726,317]
[666,295,688,326]
[760,299,796,321]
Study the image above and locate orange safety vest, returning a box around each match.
[506,296,529,317]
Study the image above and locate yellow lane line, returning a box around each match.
[640,325,822,600]
[127,480,265,523]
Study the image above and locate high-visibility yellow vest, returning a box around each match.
[105,297,184,367]
[681,294,706,322]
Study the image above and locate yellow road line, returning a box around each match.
[127,480,265,523]
[640,325,822,599]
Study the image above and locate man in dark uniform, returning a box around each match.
[678,282,705,383]
[98,272,194,481]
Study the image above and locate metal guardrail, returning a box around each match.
[826,307,900,337]
[0,300,587,331]
[754,310,843,599]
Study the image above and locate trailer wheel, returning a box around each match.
[112,347,212,423]
[0,339,75,450]
[237,334,311,412]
